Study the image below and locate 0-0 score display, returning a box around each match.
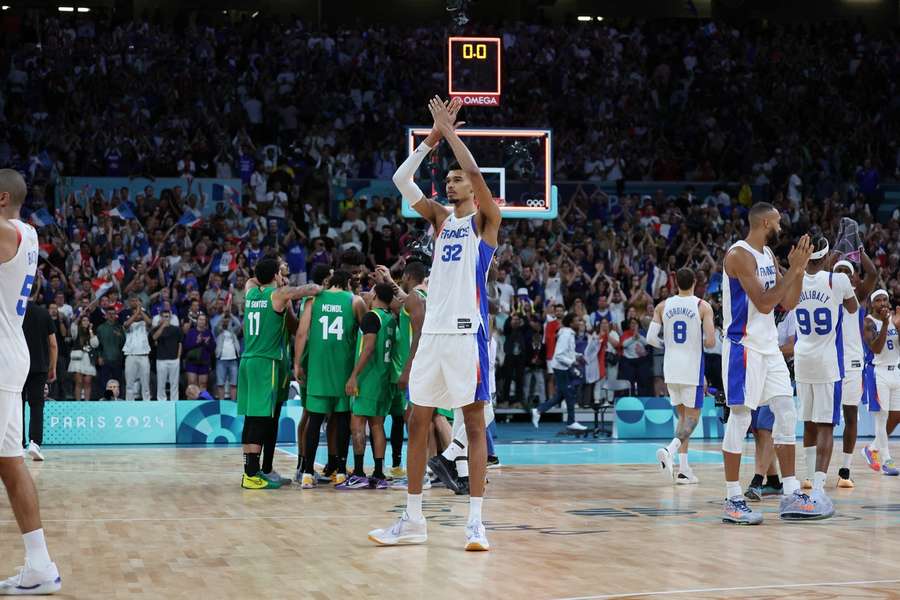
[448,36,501,107]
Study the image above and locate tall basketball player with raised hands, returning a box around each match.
[369,96,500,551]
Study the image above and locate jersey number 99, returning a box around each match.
[796,308,831,335]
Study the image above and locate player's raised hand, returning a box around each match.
[374,265,393,284]
[788,234,812,270]
[429,96,456,135]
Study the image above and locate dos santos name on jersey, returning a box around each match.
[248,299,269,309]
[441,226,470,240]
[664,306,697,320]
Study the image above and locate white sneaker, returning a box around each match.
[656,447,674,481]
[566,422,587,431]
[27,443,44,462]
[0,562,61,595]
[676,471,699,485]
[464,520,490,551]
[531,408,540,429]
[368,512,427,546]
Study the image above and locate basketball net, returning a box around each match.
[833,217,863,263]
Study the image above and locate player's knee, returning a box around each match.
[722,406,750,454]
[770,395,797,445]
[242,416,269,446]
[462,404,486,431]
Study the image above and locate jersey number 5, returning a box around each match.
[15,275,34,317]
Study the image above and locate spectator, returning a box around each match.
[103,379,121,401]
[532,313,586,431]
[122,296,152,402]
[183,314,216,392]
[185,384,215,401]
[339,207,366,252]
[95,307,125,398]
[620,317,648,396]
[500,314,531,408]
[22,298,57,461]
[67,315,98,401]
[214,298,241,401]
[47,302,70,400]
[152,309,182,401]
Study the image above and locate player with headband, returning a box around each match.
[793,235,857,516]
[830,250,878,486]
[862,288,900,476]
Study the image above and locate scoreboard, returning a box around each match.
[448,36,502,107]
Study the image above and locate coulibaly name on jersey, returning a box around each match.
[247,300,269,309]
[441,227,470,240]
[320,304,344,313]
[798,290,831,303]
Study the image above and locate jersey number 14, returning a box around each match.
[319,315,344,340]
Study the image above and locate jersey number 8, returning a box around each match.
[673,320,688,344]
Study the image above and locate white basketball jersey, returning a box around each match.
[722,241,779,354]
[662,295,705,386]
[869,315,900,368]
[422,212,495,335]
[0,220,39,392]
[840,304,866,372]
[793,271,855,384]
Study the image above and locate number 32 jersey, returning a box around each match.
[662,295,705,386]
[423,212,496,336]
[793,271,856,384]
[0,220,38,393]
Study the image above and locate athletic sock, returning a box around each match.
[244,452,261,477]
[406,493,424,521]
[325,454,338,475]
[23,529,51,571]
[813,471,827,491]
[678,452,689,472]
[804,445,816,480]
[725,481,741,499]
[442,439,466,462]
[666,437,682,456]
[765,474,781,488]
[468,496,483,524]
[297,455,304,470]
[457,458,469,478]
[873,411,889,456]
[842,452,853,470]
[750,474,764,487]
[353,453,365,477]
[373,458,385,479]
[782,476,800,495]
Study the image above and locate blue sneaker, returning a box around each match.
[779,490,832,520]
[744,485,762,502]
[810,489,835,517]
[335,475,371,490]
[882,460,899,476]
[722,496,763,525]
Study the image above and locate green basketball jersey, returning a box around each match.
[298,297,310,370]
[356,307,396,400]
[392,289,427,381]
[242,286,286,361]
[307,290,357,397]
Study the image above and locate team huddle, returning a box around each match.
[649,202,900,524]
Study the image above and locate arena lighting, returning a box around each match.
[577,15,592,21]
[251,10,259,17]
[77,6,89,11]
[596,16,604,21]
[58,6,74,11]
[1,5,9,9]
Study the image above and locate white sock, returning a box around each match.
[666,438,682,455]
[23,529,51,571]
[725,481,741,499]
[406,494,424,521]
[804,445,816,480]
[442,440,466,462]
[457,458,469,478]
[842,452,853,469]
[873,411,889,455]
[782,476,800,495]
[678,452,689,472]
[813,471,827,491]
[468,496,483,523]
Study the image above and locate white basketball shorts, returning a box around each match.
[841,370,864,407]
[667,383,703,409]
[0,390,24,458]
[409,331,490,410]
[872,365,900,412]
[722,341,793,410]
[798,381,841,425]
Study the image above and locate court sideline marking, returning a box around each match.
[555,578,900,599]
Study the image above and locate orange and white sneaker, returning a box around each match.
[862,446,881,472]
[464,521,490,551]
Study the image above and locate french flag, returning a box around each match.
[213,183,241,213]
[110,259,126,281]
[30,208,56,228]
[109,202,137,220]
[92,276,115,299]
[136,237,154,265]
[177,210,203,228]
[213,251,237,274]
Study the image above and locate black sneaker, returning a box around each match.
[455,476,470,496]
[428,455,462,493]
[487,455,501,469]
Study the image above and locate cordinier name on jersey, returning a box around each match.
[798,290,831,304]
[664,306,697,320]
[320,304,344,313]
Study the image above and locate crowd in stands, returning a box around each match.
[2,12,900,404]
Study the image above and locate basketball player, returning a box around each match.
[720,202,818,525]
[369,96,500,551]
[0,169,61,594]
[294,270,367,488]
[649,267,716,485]
[862,290,900,476]
[238,258,320,490]
[792,237,857,515]
[744,407,783,501]
[391,261,429,478]
[338,283,397,489]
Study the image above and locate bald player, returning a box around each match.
[0,169,61,594]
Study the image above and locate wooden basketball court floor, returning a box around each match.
[3,440,900,600]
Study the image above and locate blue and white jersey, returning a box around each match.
[869,315,900,368]
[840,303,866,372]
[423,211,495,336]
[661,295,705,386]
[793,271,855,384]
[722,241,779,354]
[0,220,38,392]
